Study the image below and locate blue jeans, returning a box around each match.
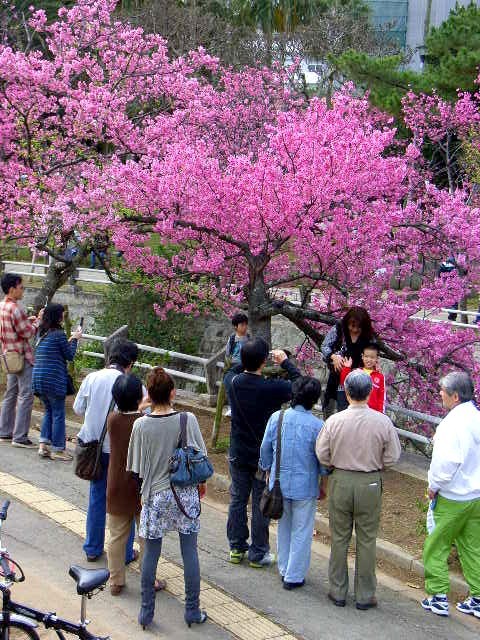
[139,532,201,626]
[39,395,66,451]
[277,497,317,583]
[83,452,135,560]
[227,462,269,562]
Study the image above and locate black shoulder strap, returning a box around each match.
[179,412,188,448]
[228,334,236,353]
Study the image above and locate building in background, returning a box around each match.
[367,0,480,70]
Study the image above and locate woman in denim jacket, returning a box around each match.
[260,376,329,590]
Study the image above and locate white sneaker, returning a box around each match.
[249,552,276,568]
[421,595,449,616]
[457,596,480,616]
[224,407,231,417]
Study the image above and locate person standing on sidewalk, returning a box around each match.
[316,369,401,610]
[0,273,42,448]
[74,338,139,562]
[421,371,480,619]
[33,303,82,461]
[259,376,329,589]
[226,337,301,568]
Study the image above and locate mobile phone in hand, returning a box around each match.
[79,317,84,328]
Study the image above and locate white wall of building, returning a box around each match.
[406,0,480,70]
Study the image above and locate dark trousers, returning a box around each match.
[227,462,269,562]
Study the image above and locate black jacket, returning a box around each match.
[227,359,301,470]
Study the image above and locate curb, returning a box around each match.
[209,472,469,595]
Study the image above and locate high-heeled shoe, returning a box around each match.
[185,610,208,628]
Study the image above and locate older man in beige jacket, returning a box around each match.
[316,369,401,610]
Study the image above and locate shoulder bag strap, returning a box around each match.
[92,396,115,476]
[274,410,285,482]
[170,411,201,520]
[179,411,188,448]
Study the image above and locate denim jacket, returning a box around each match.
[259,406,329,500]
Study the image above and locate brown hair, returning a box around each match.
[341,306,373,341]
[146,367,174,405]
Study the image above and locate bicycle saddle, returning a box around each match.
[68,565,110,595]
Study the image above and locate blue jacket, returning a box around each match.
[259,406,328,500]
[32,329,77,397]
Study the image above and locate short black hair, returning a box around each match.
[108,338,139,370]
[363,342,380,354]
[1,273,22,295]
[231,312,248,327]
[240,337,269,372]
[291,376,321,410]
[112,374,143,412]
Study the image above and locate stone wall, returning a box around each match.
[22,284,315,360]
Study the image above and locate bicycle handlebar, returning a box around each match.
[0,500,10,521]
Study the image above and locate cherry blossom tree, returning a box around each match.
[0,0,219,305]
[2,0,480,411]
[107,82,480,410]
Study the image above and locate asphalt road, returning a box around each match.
[1,441,479,640]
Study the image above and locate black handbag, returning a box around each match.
[66,373,76,396]
[259,410,285,520]
[74,398,115,481]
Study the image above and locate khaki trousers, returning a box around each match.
[107,513,142,586]
[328,469,382,603]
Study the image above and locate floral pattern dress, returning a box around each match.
[140,486,200,539]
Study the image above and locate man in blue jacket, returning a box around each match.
[226,337,300,567]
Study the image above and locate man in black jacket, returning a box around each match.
[227,337,301,567]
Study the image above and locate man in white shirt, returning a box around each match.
[421,371,480,619]
[74,338,138,562]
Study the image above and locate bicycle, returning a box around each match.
[0,500,110,639]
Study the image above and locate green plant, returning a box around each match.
[92,284,204,357]
[213,436,230,453]
[415,497,429,537]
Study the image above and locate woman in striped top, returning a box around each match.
[33,303,82,461]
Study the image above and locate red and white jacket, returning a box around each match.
[339,367,386,413]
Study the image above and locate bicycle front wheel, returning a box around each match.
[0,621,40,640]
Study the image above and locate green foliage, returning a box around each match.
[213,435,230,453]
[334,2,480,117]
[92,284,203,359]
[415,497,428,537]
[424,2,480,100]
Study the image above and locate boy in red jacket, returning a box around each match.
[339,343,386,413]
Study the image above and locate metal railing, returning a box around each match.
[2,260,110,285]
[79,331,442,446]
[78,332,224,402]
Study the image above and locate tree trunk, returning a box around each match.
[32,260,76,310]
[248,272,272,344]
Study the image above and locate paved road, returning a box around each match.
[0,441,478,640]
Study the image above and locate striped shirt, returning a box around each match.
[32,330,77,397]
[0,296,39,365]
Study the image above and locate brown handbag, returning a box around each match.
[0,350,24,374]
[259,410,285,520]
[74,398,115,481]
